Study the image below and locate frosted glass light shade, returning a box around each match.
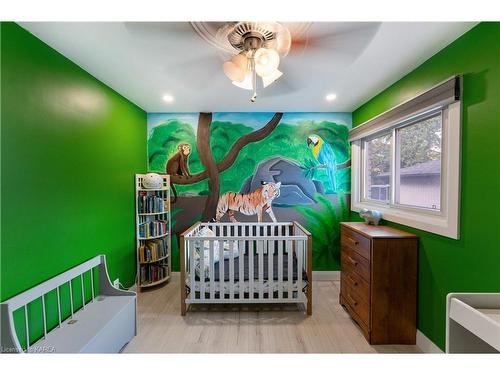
[223,53,248,82]
[254,48,280,77]
[232,71,253,90]
[262,69,283,88]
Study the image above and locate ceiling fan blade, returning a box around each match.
[289,22,381,62]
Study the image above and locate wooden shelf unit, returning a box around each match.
[135,174,171,290]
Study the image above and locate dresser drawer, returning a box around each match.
[341,226,371,260]
[341,281,370,327]
[341,267,370,303]
[341,245,371,282]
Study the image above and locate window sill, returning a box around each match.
[351,200,459,239]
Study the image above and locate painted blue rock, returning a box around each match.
[240,156,325,206]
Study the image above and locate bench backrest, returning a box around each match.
[1,255,108,353]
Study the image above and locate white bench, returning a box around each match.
[1,255,136,353]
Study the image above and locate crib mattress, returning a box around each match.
[194,253,307,282]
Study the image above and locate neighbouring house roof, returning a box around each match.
[378,159,441,177]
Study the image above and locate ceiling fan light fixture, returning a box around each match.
[223,53,248,82]
[262,69,283,88]
[254,48,280,77]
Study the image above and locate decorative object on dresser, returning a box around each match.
[340,222,418,344]
[135,173,171,289]
[359,208,382,225]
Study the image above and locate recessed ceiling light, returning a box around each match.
[162,94,174,103]
[326,93,337,102]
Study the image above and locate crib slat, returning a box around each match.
[288,240,293,300]
[200,236,205,300]
[297,239,303,302]
[219,240,224,300]
[229,240,234,300]
[189,240,195,302]
[258,240,264,300]
[239,239,244,300]
[278,238,283,300]
[209,240,215,300]
[268,239,273,300]
[249,240,254,300]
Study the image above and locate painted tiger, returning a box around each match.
[215,181,281,223]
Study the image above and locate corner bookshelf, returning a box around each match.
[135,174,171,290]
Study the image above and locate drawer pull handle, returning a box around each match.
[347,256,358,266]
[348,275,358,286]
[348,238,359,246]
[347,293,358,306]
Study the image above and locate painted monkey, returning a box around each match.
[166,143,192,203]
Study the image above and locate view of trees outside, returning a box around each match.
[365,133,391,201]
[396,115,442,209]
[364,114,442,208]
[397,115,442,169]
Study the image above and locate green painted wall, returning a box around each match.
[1,22,146,305]
[352,22,500,350]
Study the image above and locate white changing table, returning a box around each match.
[446,293,500,353]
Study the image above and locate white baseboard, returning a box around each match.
[312,271,340,281]
[416,330,443,353]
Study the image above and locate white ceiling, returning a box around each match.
[20,22,476,113]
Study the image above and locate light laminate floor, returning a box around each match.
[123,273,421,353]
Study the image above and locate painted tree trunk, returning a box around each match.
[196,113,220,221]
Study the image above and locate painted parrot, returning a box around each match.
[307,134,337,192]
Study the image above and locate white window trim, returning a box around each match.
[351,101,461,239]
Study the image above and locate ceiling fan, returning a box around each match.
[124,22,381,102]
[217,22,291,102]
[190,21,381,102]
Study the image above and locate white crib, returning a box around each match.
[180,221,312,315]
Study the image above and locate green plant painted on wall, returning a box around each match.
[295,193,349,270]
[147,112,352,271]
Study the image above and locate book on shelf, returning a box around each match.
[137,192,167,214]
[138,220,168,238]
[140,263,168,284]
[138,238,168,263]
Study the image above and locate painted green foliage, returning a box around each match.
[148,115,352,195]
[296,193,349,270]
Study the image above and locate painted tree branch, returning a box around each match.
[170,112,283,185]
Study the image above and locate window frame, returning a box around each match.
[351,101,461,239]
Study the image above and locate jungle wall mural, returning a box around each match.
[147,112,352,271]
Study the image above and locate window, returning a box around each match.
[395,114,442,210]
[350,76,461,239]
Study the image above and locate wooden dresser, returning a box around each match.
[340,222,418,344]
